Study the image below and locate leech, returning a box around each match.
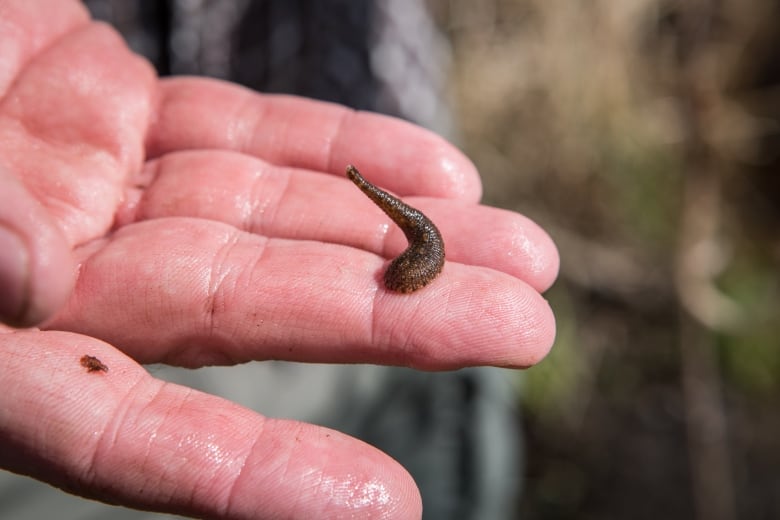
[346,165,445,292]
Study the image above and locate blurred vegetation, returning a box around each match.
[429,0,780,518]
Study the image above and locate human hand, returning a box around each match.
[0,1,558,518]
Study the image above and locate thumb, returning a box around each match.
[0,167,74,326]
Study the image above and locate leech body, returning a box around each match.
[346,165,445,292]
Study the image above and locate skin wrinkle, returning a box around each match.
[258,168,293,239]
[179,432,232,508]
[222,423,262,519]
[177,390,229,507]
[87,371,160,498]
[262,421,310,518]
[251,95,288,165]
[325,108,357,175]
[221,417,310,519]
[242,163,268,235]
[233,90,265,155]
[285,96,347,173]
[223,239,269,355]
[129,379,162,491]
[222,236,278,362]
[144,382,190,500]
[378,295,430,368]
[204,230,243,338]
[84,390,119,490]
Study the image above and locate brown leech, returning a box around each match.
[346,165,445,292]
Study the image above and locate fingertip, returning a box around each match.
[234,421,423,519]
[426,139,483,202]
[498,278,558,368]
[324,434,424,520]
[372,268,558,370]
[524,222,560,294]
[519,293,558,367]
[479,279,557,369]
[437,206,561,293]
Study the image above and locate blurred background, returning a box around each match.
[6,1,776,519]
[426,1,780,519]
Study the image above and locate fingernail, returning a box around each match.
[0,227,29,324]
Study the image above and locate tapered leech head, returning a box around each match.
[346,165,445,292]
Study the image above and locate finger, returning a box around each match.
[0,21,155,246]
[126,150,558,292]
[146,76,482,201]
[0,167,74,326]
[1,330,421,519]
[46,219,556,369]
[0,0,89,95]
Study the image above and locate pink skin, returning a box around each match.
[0,1,559,519]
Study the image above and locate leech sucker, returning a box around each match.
[346,165,445,292]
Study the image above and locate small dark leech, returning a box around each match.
[80,354,108,373]
[346,165,445,292]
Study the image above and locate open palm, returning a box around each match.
[0,1,558,518]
